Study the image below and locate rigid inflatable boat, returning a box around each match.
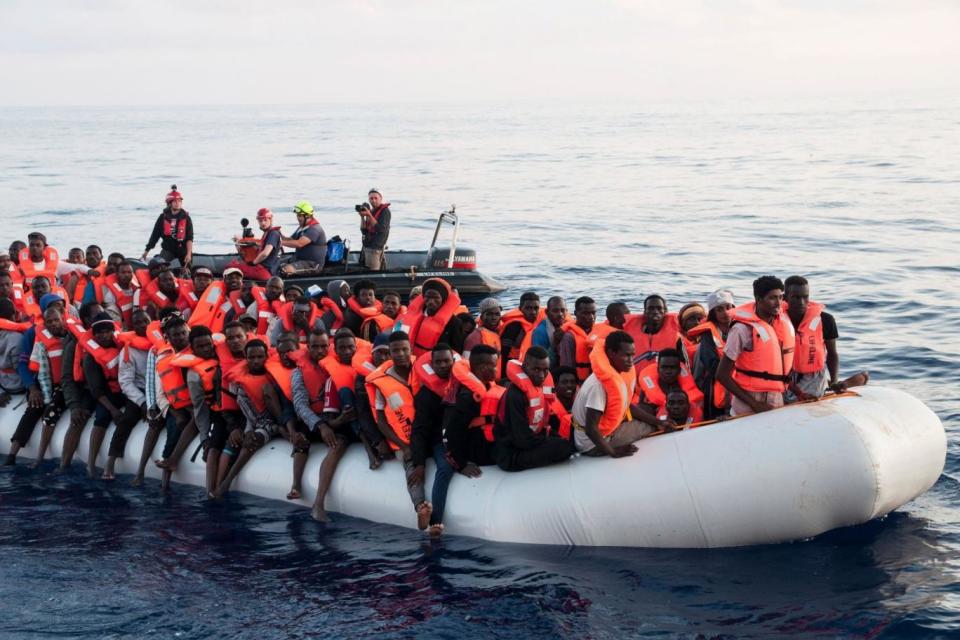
[0,386,944,548]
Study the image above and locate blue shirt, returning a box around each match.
[261,229,282,275]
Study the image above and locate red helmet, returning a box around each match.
[165,184,183,204]
[256,207,272,220]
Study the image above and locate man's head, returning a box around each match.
[157,269,177,294]
[116,261,135,288]
[678,303,706,333]
[574,296,596,332]
[265,276,284,301]
[240,315,259,335]
[131,309,151,336]
[40,294,65,315]
[68,247,84,264]
[245,339,269,373]
[223,268,244,292]
[42,307,65,336]
[91,314,117,348]
[354,279,377,308]
[431,343,455,380]
[256,208,273,231]
[30,275,51,298]
[166,184,183,212]
[292,295,314,327]
[605,330,636,373]
[368,188,383,208]
[106,252,124,275]
[388,330,412,368]
[223,321,248,356]
[707,288,736,325]
[333,328,357,364]
[519,292,540,323]
[276,332,300,367]
[0,252,10,272]
[753,275,785,318]
[85,245,103,268]
[27,232,47,261]
[643,295,667,330]
[546,296,567,328]
[382,291,402,319]
[293,200,314,226]
[666,389,690,423]
[657,348,683,386]
[458,312,476,336]
[522,345,550,387]
[478,298,501,331]
[148,256,170,279]
[784,275,810,317]
[79,302,104,329]
[285,285,304,301]
[163,316,190,351]
[9,241,26,265]
[189,325,217,360]
[469,344,499,383]
[192,266,214,295]
[554,366,579,403]
[372,333,391,366]
[307,328,330,363]
[605,302,630,330]
[0,273,12,299]
[421,280,447,315]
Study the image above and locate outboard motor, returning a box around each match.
[426,246,477,270]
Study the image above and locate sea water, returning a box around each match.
[0,96,958,638]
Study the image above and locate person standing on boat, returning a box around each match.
[358,188,390,271]
[716,275,795,416]
[280,200,327,276]
[141,185,193,268]
[783,275,869,401]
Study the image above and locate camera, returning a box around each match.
[355,203,371,213]
[239,217,255,238]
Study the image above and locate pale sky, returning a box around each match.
[1,0,958,105]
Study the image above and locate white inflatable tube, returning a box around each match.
[0,386,945,548]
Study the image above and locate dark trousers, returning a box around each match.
[107,399,144,458]
[161,407,192,459]
[93,391,128,427]
[11,386,65,447]
[495,437,572,472]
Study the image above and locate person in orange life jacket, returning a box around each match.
[64,245,103,305]
[80,313,133,479]
[284,283,304,303]
[225,207,282,280]
[142,269,189,319]
[557,296,597,380]
[494,346,573,472]
[288,329,335,500]
[636,348,704,423]
[353,333,392,467]
[624,294,682,368]
[359,289,403,342]
[130,313,192,488]
[237,276,284,335]
[499,291,541,376]
[605,302,630,330]
[66,247,84,264]
[0,298,25,405]
[102,309,153,480]
[0,268,22,319]
[716,275,795,417]
[269,295,326,345]
[783,275,869,402]
[441,344,499,478]
[401,278,466,354]
[548,366,578,439]
[677,302,706,359]
[342,278,379,335]
[279,200,328,276]
[665,389,694,426]
[321,278,351,323]
[407,343,457,535]
[309,328,367,521]
[463,297,502,359]
[187,265,214,300]
[691,289,736,420]
[572,330,670,457]
[21,231,99,288]
[358,187,391,271]
[408,285,422,303]
[268,331,302,434]
[141,185,193,267]
[19,275,61,322]
[212,339,284,499]
[223,267,244,296]
[4,305,68,467]
[79,252,124,306]
[101,261,139,328]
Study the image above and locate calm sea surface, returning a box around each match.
[0,97,958,638]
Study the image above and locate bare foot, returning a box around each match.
[2,454,15,466]
[311,503,330,522]
[154,458,171,470]
[416,502,433,530]
[50,467,66,477]
[86,466,96,479]
[286,488,302,500]
[428,523,444,537]
[846,371,870,388]
[130,474,144,487]
[28,460,41,470]
[367,451,381,471]
[101,471,115,481]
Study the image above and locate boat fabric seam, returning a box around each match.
[672,434,711,548]
[845,397,883,519]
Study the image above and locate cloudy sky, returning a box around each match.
[1,0,958,105]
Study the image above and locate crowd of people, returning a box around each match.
[0,188,868,536]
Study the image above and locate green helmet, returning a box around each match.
[293,200,314,216]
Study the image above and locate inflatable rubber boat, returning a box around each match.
[0,386,944,548]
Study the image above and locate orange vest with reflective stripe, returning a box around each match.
[623,313,681,366]
[265,357,296,401]
[366,360,417,449]
[787,301,826,374]
[157,346,193,409]
[35,326,65,384]
[396,278,461,356]
[170,352,221,410]
[731,304,796,393]
[499,307,546,360]
[68,260,105,305]
[637,362,704,422]
[18,247,59,287]
[297,356,329,414]
[413,355,456,399]
[559,320,597,382]
[588,337,637,437]
[686,320,728,408]
[279,301,323,342]
[103,274,138,328]
[450,358,503,442]
[188,282,228,332]
[81,335,123,394]
[230,364,271,414]
[503,359,553,434]
[0,318,31,333]
[549,398,572,439]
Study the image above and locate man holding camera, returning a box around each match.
[357,188,390,271]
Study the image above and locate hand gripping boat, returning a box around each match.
[0,386,944,548]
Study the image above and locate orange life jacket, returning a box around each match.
[449,358,503,442]
[265,356,296,401]
[157,346,193,409]
[21,285,69,323]
[144,320,166,349]
[134,268,152,291]
[499,307,546,360]
[590,322,618,341]
[163,213,190,241]
[365,359,418,449]
[230,363,271,414]
[103,274,139,328]
[18,246,59,287]
[279,301,323,342]
[79,334,123,394]
[412,354,457,399]
[588,337,637,437]
[503,358,553,434]
[0,318,31,333]
[119,331,153,364]
[297,355,330,415]
[140,277,190,313]
[549,397,573,439]
[786,301,827,375]
[67,260,105,305]
[347,296,383,319]
[169,352,221,410]
[637,362,704,422]
[34,325,65,384]
[559,320,598,382]
[317,297,344,331]
[215,341,244,411]
[623,313,681,366]
[731,304,796,393]
[467,326,502,355]
[251,287,282,335]
[322,353,359,394]
[188,281,229,332]
[397,278,461,356]
[686,321,728,409]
